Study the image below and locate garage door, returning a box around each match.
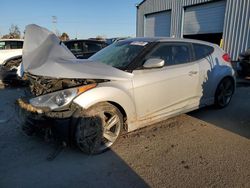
[183,1,226,35]
[144,11,171,37]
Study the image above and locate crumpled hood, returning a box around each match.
[22,24,132,80]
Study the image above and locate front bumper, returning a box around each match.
[17,98,81,143]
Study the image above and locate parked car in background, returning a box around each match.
[238,48,250,78]
[18,25,235,155]
[0,39,24,86]
[0,39,23,68]
[63,39,107,59]
[0,39,107,87]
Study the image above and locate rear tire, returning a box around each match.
[214,77,234,108]
[75,102,123,154]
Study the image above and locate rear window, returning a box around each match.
[193,43,214,61]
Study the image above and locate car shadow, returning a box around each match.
[188,55,250,139]
[189,60,250,139]
[0,88,149,188]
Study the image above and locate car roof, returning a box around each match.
[123,37,217,48]
[0,39,24,42]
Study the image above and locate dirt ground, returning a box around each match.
[0,84,250,188]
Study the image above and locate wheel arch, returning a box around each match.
[214,75,236,97]
[213,75,235,108]
[108,101,128,130]
[73,86,137,131]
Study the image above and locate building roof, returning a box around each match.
[136,0,146,7]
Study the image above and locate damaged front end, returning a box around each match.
[17,73,104,144]
[16,24,132,154]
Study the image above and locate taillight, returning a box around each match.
[222,53,231,63]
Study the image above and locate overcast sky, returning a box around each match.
[0,0,140,39]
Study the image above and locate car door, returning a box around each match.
[192,43,217,103]
[132,42,200,121]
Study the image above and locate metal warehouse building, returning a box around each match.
[136,0,250,61]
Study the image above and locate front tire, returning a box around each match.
[214,77,234,108]
[75,102,123,154]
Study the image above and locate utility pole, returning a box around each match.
[75,31,78,39]
[52,16,57,34]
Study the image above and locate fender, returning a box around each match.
[73,86,137,127]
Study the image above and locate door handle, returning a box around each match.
[188,71,198,76]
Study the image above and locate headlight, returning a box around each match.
[29,83,97,110]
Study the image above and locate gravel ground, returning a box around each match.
[0,86,249,188]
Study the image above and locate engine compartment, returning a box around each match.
[24,73,106,96]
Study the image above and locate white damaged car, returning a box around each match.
[18,25,235,154]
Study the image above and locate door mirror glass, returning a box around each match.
[143,58,165,69]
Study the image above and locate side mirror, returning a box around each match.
[143,58,165,69]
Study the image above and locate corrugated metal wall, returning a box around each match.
[223,0,250,60]
[183,1,226,34]
[137,0,250,60]
[136,0,214,37]
[144,11,171,37]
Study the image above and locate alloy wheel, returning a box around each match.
[215,78,234,108]
[75,103,122,154]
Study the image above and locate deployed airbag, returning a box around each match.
[22,24,132,80]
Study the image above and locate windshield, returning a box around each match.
[89,40,148,69]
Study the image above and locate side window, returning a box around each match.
[145,43,191,66]
[81,42,88,52]
[17,41,23,49]
[193,43,214,61]
[146,44,173,65]
[0,41,5,49]
[172,45,190,65]
[85,42,103,52]
[5,42,11,49]
[66,41,83,53]
[10,41,18,49]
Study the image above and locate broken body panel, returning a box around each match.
[23,24,132,80]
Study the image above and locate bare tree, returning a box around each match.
[2,24,21,39]
[95,35,106,41]
[60,32,69,41]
